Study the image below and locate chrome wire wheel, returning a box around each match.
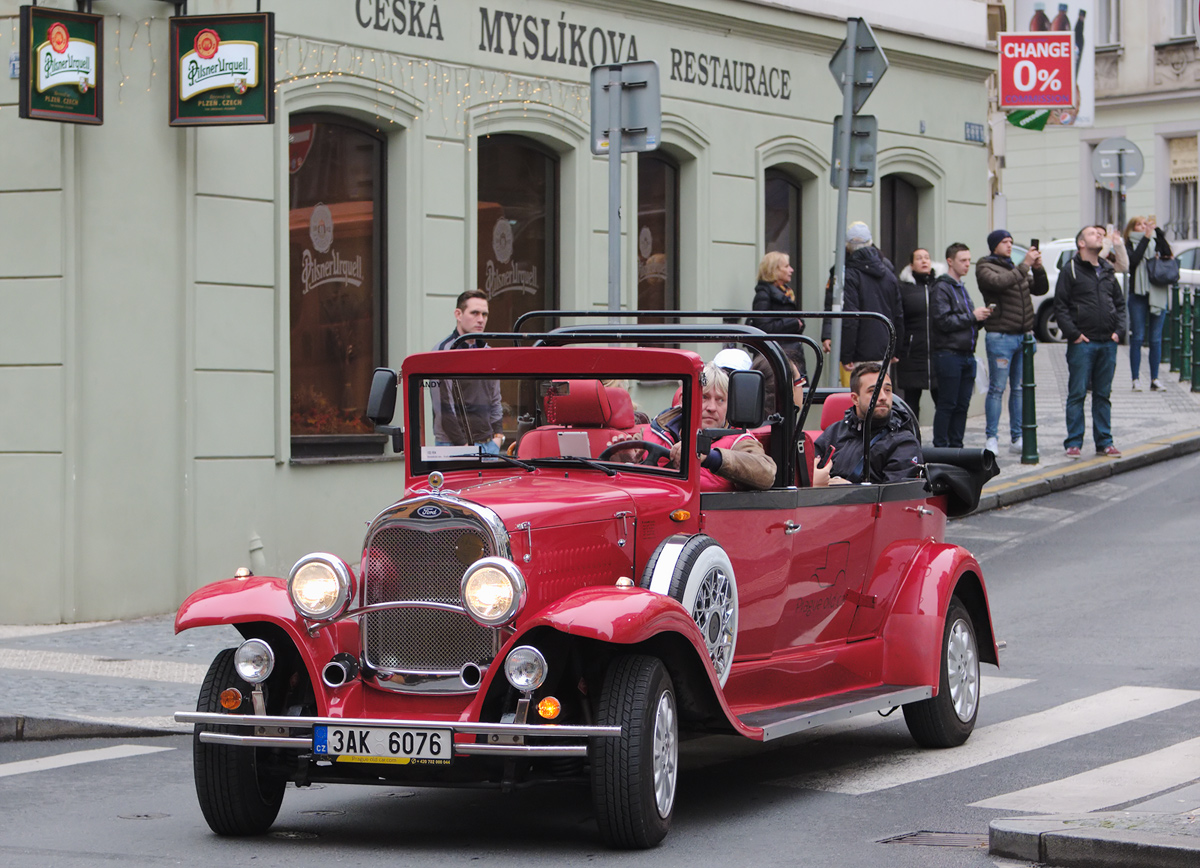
[691,566,736,682]
[652,689,678,818]
[946,616,980,723]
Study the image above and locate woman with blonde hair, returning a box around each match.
[747,251,804,370]
[1123,216,1173,391]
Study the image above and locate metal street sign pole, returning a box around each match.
[607,68,624,323]
[828,18,858,385]
[1117,150,1126,232]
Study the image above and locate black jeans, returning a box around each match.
[932,350,976,447]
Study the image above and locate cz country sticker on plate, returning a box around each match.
[313,725,451,765]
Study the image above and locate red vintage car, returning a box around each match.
[175,319,999,849]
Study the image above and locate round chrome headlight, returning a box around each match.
[288,553,354,620]
[504,645,547,692]
[234,639,275,684]
[460,557,526,627]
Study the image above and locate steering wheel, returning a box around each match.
[598,439,673,466]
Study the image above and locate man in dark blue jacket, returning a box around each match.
[929,243,992,448]
[1054,225,1127,458]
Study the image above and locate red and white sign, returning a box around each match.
[998,32,1074,109]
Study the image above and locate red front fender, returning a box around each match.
[881,543,998,688]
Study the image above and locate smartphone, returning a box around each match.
[1030,238,1039,249]
[987,304,997,311]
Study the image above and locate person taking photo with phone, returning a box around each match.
[975,229,1048,455]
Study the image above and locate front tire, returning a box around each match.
[193,648,286,835]
[903,598,980,748]
[590,654,678,849]
[1036,302,1064,343]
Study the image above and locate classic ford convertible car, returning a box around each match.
[175,316,999,848]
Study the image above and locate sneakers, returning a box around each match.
[1009,439,1023,454]
[1099,445,1122,457]
[1132,379,1143,391]
[1065,446,1082,459]
[1151,379,1165,391]
[985,436,999,454]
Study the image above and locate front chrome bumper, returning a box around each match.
[175,711,621,758]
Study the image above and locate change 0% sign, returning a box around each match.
[998,32,1074,109]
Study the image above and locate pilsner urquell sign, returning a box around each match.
[18,6,103,124]
[169,13,275,126]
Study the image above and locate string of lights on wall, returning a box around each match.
[4,15,591,135]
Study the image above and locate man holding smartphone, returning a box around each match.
[975,229,1048,455]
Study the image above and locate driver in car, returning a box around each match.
[611,362,776,491]
[814,361,922,486]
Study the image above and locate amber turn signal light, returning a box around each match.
[537,696,561,719]
[219,688,243,710]
[670,509,691,522]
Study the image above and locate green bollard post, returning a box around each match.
[1192,288,1200,390]
[1162,286,1174,368]
[1182,287,1193,385]
[1020,332,1038,464]
[1170,284,1182,373]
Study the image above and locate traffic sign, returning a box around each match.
[589,61,661,155]
[998,32,1074,109]
[1091,137,1143,192]
[830,115,877,188]
[828,20,888,114]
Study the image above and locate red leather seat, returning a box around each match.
[517,381,638,460]
[819,392,854,431]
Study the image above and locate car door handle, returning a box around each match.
[784,520,802,535]
[905,506,934,516]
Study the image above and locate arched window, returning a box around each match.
[477,135,559,330]
[880,174,920,273]
[288,114,386,456]
[764,168,802,283]
[637,152,679,321]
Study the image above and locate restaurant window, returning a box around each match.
[477,135,558,332]
[637,152,679,322]
[288,114,386,458]
[764,169,802,290]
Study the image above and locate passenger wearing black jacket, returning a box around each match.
[813,362,922,485]
[929,243,992,448]
[1054,225,1127,458]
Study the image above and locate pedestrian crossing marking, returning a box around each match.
[770,686,1200,795]
[970,734,1200,814]
[0,745,173,779]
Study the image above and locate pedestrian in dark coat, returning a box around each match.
[895,247,944,418]
[930,243,991,448]
[747,251,804,370]
[821,222,905,379]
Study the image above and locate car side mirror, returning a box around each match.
[725,370,765,429]
[366,367,402,453]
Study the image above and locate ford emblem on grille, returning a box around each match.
[416,505,443,519]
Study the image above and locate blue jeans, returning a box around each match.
[1065,340,1117,450]
[1127,293,1164,382]
[932,350,976,448]
[984,332,1025,442]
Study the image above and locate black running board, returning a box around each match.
[737,685,932,741]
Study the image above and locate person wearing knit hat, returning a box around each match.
[976,229,1046,454]
[846,221,872,245]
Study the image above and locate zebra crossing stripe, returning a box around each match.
[970,734,1200,814]
[0,744,173,778]
[772,686,1200,795]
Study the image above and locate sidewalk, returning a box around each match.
[1,342,1198,866]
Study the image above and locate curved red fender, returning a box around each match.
[881,543,998,689]
[175,576,346,714]
[511,586,763,739]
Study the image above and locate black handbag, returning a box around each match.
[1146,256,1180,287]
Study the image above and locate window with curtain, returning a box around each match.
[636,152,679,323]
[1096,0,1121,46]
[1168,136,1198,240]
[1173,0,1196,38]
[764,169,802,298]
[288,114,386,457]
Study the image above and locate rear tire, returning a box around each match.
[590,654,678,849]
[193,648,286,835]
[903,598,980,748]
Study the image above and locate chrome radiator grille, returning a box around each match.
[362,521,496,673]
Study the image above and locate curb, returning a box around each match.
[0,714,177,743]
[971,431,1200,515]
[990,813,1200,868]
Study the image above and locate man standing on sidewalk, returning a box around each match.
[431,290,505,453]
[1053,225,1127,458]
[930,243,992,448]
[976,229,1048,455]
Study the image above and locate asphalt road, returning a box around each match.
[2,456,1199,867]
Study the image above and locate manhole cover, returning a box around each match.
[270,830,319,840]
[119,813,169,820]
[880,831,988,848]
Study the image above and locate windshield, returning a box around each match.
[411,375,689,474]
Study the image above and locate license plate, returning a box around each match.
[313,725,451,765]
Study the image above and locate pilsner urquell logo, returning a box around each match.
[180,27,258,100]
[194,29,220,60]
[48,22,70,54]
[37,21,96,94]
